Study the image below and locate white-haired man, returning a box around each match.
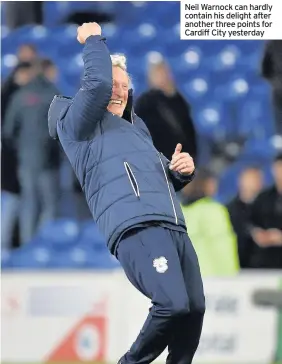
[48,23,205,364]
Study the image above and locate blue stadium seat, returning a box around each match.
[10,246,52,269]
[1,25,34,54]
[5,25,53,53]
[2,25,61,60]
[47,246,91,269]
[48,245,120,269]
[162,25,186,57]
[127,55,147,85]
[60,54,83,87]
[151,2,179,27]
[102,23,122,49]
[193,102,228,139]
[237,50,264,72]
[194,40,227,56]
[234,40,263,54]
[1,250,13,269]
[88,249,120,269]
[53,27,82,58]
[213,75,251,102]
[79,220,106,250]
[181,74,210,105]
[170,47,203,81]
[116,2,168,27]
[237,96,274,139]
[242,138,277,161]
[35,218,80,249]
[206,44,241,72]
[122,23,160,57]
[56,74,77,97]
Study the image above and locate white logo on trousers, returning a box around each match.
[153,256,168,273]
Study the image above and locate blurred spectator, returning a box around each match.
[1,45,38,118]
[3,62,61,245]
[135,55,197,162]
[17,44,38,63]
[1,62,35,251]
[227,167,264,268]
[40,58,58,83]
[249,154,282,269]
[2,61,36,119]
[261,40,282,136]
[181,169,239,276]
[5,1,43,30]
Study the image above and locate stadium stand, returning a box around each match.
[1,1,278,269]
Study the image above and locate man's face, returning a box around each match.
[149,63,173,90]
[45,66,58,83]
[17,45,37,62]
[107,66,129,117]
[239,168,263,202]
[204,177,218,197]
[14,68,33,86]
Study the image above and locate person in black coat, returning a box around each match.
[249,154,282,269]
[227,167,263,268]
[135,56,198,163]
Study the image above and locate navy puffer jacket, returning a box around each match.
[48,35,194,253]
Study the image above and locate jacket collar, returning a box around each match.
[122,88,134,124]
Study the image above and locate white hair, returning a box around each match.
[110,54,127,71]
[110,53,132,87]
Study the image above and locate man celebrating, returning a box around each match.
[48,23,205,364]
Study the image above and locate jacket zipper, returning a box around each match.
[124,162,140,198]
[158,155,178,225]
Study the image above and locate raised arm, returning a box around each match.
[53,23,112,141]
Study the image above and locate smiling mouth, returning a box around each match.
[110,100,122,105]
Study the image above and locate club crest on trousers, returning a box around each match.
[153,256,168,273]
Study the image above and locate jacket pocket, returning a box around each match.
[124,162,140,198]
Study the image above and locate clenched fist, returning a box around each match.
[169,143,195,175]
[77,22,102,44]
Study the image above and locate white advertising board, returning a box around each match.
[1,271,281,363]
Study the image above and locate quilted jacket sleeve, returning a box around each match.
[57,35,112,141]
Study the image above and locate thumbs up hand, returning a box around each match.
[169,143,195,175]
[174,143,183,155]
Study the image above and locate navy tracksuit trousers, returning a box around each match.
[117,225,205,364]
